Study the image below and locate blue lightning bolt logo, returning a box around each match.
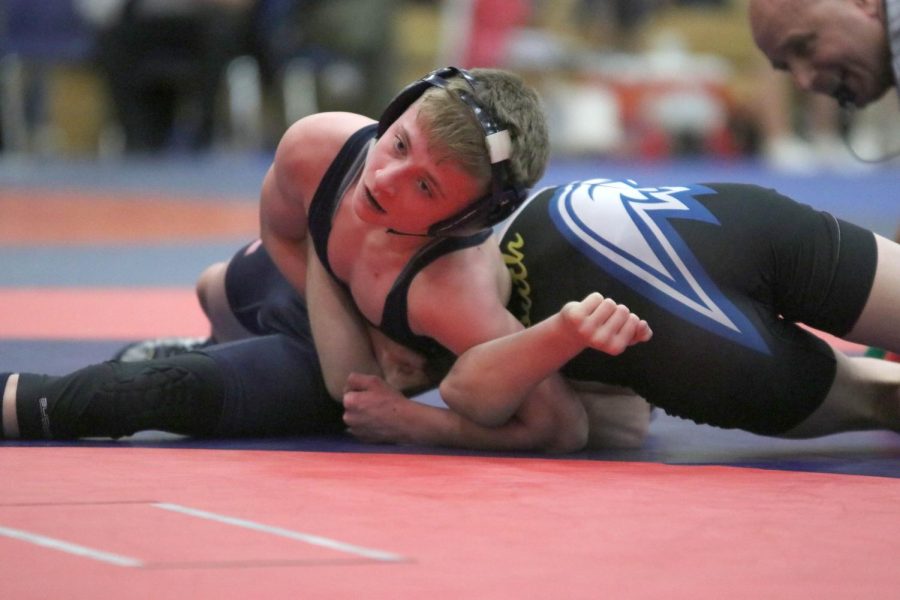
[549,178,769,354]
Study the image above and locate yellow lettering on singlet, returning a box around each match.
[502,232,533,327]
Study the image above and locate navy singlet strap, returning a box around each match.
[380,229,492,356]
[308,123,378,282]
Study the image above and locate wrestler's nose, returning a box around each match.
[374,162,407,198]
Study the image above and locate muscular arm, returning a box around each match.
[439,293,652,427]
[259,112,373,295]
[343,373,651,452]
[305,237,381,400]
[259,112,381,398]
[343,373,587,453]
[258,136,310,296]
[399,247,592,451]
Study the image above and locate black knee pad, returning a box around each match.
[15,353,225,439]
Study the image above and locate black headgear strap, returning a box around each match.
[377,66,526,236]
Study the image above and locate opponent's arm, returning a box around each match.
[366,328,433,393]
[575,381,652,450]
[343,372,587,453]
[343,373,652,452]
[341,287,645,452]
[403,250,589,448]
[439,293,651,426]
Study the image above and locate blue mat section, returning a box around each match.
[0,242,247,287]
[0,340,127,374]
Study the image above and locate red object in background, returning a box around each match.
[463,0,532,67]
[705,124,740,158]
[637,126,671,160]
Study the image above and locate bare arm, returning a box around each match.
[305,237,382,400]
[392,248,592,450]
[439,293,652,427]
[342,373,587,453]
[258,142,310,296]
[259,112,373,296]
[366,328,433,393]
[343,374,652,452]
[258,113,379,398]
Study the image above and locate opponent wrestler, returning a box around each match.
[343,178,900,445]
[2,67,634,452]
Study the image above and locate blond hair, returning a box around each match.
[416,68,550,195]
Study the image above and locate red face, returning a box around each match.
[351,100,487,235]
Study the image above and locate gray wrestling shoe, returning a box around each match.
[112,336,212,362]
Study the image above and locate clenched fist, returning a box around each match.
[559,292,652,356]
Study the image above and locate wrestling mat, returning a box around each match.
[1,157,898,598]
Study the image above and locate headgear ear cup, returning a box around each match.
[426,170,525,236]
[377,67,527,236]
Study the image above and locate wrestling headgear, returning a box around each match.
[377,66,527,236]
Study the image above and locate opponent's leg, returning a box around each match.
[572,380,651,449]
[202,334,344,437]
[780,350,900,438]
[110,261,226,362]
[0,353,225,440]
[197,259,255,343]
[844,234,900,353]
[114,243,263,361]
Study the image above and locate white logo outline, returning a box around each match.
[549,179,769,353]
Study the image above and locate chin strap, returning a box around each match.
[385,228,433,238]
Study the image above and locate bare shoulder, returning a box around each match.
[273,112,376,194]
[281,112,375,151]
[261,112,375,237]
[408,239,517,353]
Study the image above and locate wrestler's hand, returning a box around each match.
[342,373,415,444]
[559,292,652,356]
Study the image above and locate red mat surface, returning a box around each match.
[1,447,897,599]
[0,190,256,244]
[0,288,207,339]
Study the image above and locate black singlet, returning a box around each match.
[499,178,877,434]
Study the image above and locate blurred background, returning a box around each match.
[2,0,900,170]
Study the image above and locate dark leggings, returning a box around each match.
[10,353,225,439]
[7,340,343,440]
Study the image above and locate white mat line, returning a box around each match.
[0,524,143,567]
[152,502,406,563]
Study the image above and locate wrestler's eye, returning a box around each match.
[417,178,433,197]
